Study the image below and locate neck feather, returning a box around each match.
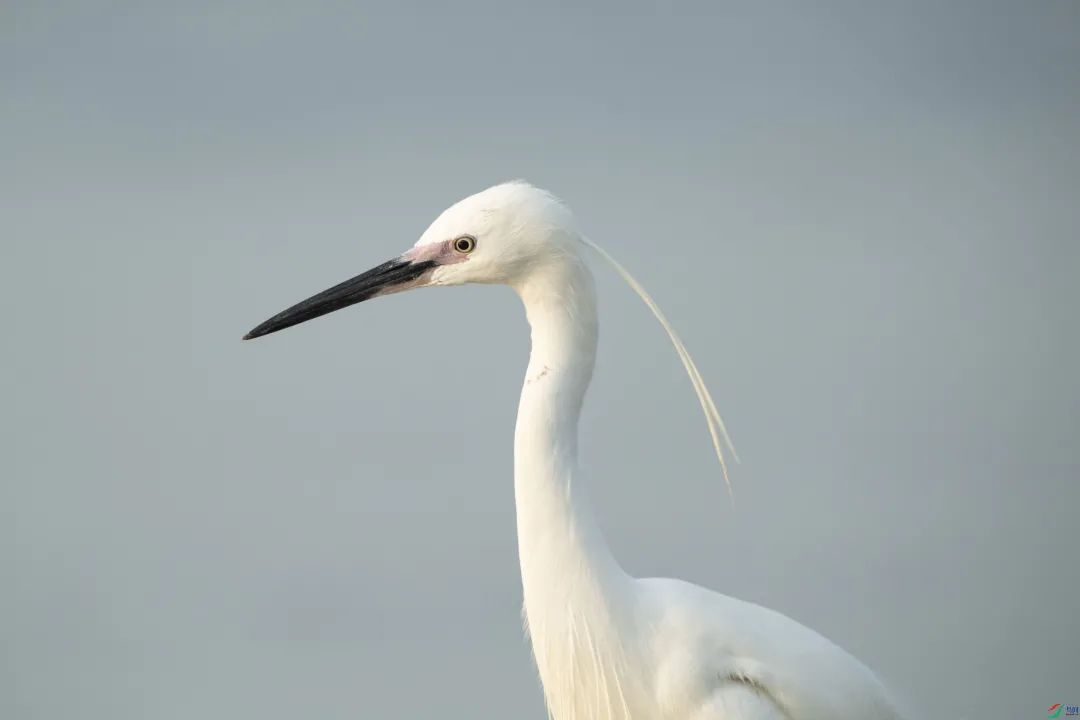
[512,256,637,718]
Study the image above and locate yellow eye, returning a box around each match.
[453,235,476,254]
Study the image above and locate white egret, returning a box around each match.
[244,181,906,720]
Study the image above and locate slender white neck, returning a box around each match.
[511,255,636,717]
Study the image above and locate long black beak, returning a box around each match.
[243,257,436,340]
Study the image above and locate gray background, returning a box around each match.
[3,2,1078,719]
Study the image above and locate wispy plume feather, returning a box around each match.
[580,236,739,498]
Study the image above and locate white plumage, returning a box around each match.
[245,181,906,720]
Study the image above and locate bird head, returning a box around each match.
[243,180,737,491]
[243,181,578,340]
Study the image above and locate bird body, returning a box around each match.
[245,181,907,719]
[510,239,900,719]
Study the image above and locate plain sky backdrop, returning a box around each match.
[4,2,1078,719]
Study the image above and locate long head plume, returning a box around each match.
[579,236,739,499]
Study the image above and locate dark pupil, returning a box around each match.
[457,238,470,251]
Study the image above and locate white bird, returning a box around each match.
[244,181,906,720]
